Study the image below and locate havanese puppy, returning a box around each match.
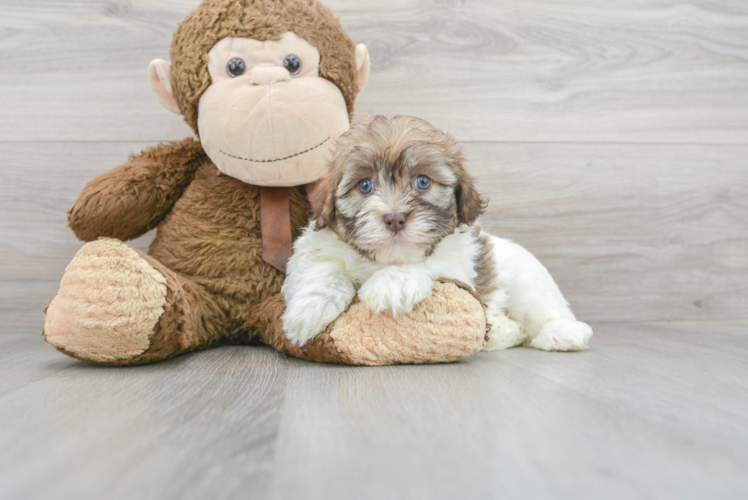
[282,115,593,351]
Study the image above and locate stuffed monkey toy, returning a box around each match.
[42,0,487,366]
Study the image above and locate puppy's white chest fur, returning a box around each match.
[281,223,481,346]
[315,225,479,288]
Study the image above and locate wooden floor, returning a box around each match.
[1,321,747,499]
[1,1,747,498]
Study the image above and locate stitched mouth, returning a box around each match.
[220,137,330,164]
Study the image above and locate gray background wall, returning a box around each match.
[1,0,746,333]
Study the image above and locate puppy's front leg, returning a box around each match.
[282,260,355,347]
[358,266,434,316]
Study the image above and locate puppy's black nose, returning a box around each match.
[383,212,408,234]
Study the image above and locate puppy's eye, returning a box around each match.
[358,179,373,195]
[283,54,301,75]
[415,175,432,191]
[227,58,246,77]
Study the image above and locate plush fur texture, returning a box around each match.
[283,115,593,351]
[171,0,360,134]
[68,138,205,242]
[44,239,168,362]
[261,280,485,365]
[42,1,487,366]
[197,32,352,186]
[319,280,486,365]
[50,144,310,364]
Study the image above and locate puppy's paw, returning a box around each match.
[282,291,352,347]
[530,319,593,352]
[484,313,525,351]
[358,268,434,316]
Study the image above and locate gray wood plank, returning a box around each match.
[267,321,748,499]
[644,319,748,337]
[0,345,290,500]
[468,142,748,322]
[504,322,748,435]
[0,334,77,397]
[1,321,746,499]
[0,141,157,334]
[2,141,745,335]
[1,0,747,143]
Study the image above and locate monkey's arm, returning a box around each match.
[68,138,205,242]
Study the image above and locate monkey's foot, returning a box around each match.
[44,239,169,364]
[262,279,487,365]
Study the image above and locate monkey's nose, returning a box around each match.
[250,66,291,86]
[383,213,408,234]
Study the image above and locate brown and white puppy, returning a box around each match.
[282,115,592,352]
[312,114,486,265]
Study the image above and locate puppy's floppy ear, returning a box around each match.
[444,139,488,225]
[310,172,336,231]
[455,169,488,226]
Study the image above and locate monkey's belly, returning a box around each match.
[147,160,310,310]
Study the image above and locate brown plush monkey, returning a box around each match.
[42,0,487,366]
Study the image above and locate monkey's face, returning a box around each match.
[197,32,352,187]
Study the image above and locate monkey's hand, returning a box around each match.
[68,138,204,242]
[358,267,434,317]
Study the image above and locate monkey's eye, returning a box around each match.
[358,179,373,195]
[415,175,432,191]
[226,58,246,77]
[283,54,301,75]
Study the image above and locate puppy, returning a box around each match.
[282,115,593,351]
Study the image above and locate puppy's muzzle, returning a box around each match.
[383,212,408,234]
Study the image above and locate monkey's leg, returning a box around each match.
[43,238,225,366]
[256,279,487,365]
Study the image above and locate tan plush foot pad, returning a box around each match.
[323,279,487,365]
[43,239,168,363]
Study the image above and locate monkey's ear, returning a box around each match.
[456,171,488,226]
[310,174,336,231]
[355,44,370,94]
[147,59,181,114]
